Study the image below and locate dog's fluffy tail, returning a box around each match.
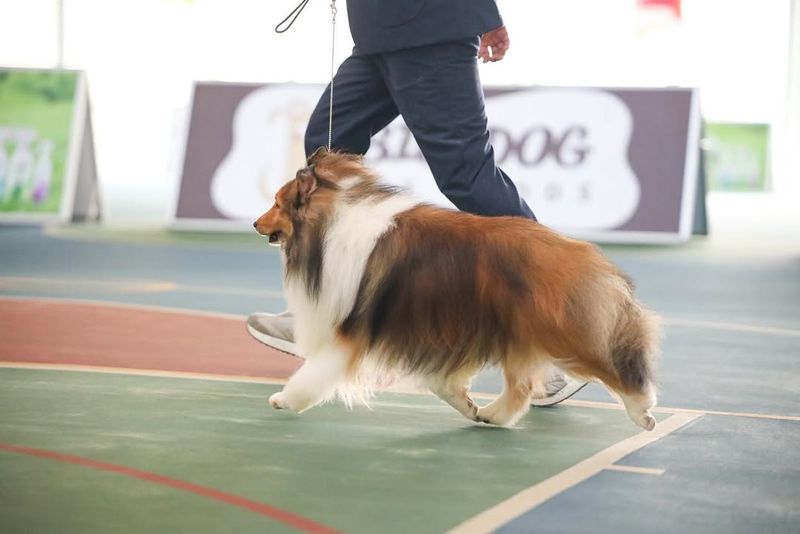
[609,296,659,394]
[569,267,659,396]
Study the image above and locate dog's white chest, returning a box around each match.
[322,195,417,316]
[284,194,417,352]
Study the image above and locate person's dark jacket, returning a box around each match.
[346,0,503,54]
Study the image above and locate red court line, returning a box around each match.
[0,443,340,534]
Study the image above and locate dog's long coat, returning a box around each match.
[255,149,659,429]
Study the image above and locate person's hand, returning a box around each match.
[479,25,510,63]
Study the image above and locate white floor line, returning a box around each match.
[0,362,287,385]
[663,406,800,422]
[564,398,800,422]
[662,317,800,338]
[3,286,799,338]
[447,412,702,534]
[605,464,665,476]
[3,362,799,422]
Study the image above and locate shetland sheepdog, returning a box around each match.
[254,148,659,430]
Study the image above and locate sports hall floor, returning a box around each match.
[0,223,798,533]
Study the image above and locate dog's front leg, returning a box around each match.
[269,346,348,413]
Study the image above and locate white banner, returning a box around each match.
[176,83,701,243]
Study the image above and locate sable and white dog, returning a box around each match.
[254,148,659,430]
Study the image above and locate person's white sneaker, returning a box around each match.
[246,311,298,356]
[246,311,587,406]
[531,373,588,407]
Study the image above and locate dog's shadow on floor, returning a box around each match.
[383,420,536,451]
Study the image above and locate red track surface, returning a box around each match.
[0,299,301,378]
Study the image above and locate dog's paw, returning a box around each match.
[622,393,658,431]
[475,401,529,427]
[475,406,512,427]
[475,414,493,425]
[269,391,289,410]
[635,410,657,431]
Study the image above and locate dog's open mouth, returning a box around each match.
[267,231,282,246]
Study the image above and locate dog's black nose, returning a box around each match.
[252,221,258,229]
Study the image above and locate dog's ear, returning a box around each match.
[306,146,328,166]
[295,168,318,206]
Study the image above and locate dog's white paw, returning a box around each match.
[637,410,657,431]
[622,393,658,431]
[626,408,657,431]
[476,404,520,427]
[269,391,289,410]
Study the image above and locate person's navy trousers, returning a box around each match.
[305,0,535,219]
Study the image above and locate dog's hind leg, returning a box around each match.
[269,343,350,413]
[557,351,658,431]
[618,386,657,431]
[476,354,540,427]
[427,364,482,422]
[554,355,658,431]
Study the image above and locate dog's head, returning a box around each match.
[253,147,369,246]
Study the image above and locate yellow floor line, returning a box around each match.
[0,276,283,298]
[447,412,701,534]
[0,276,177,293]
[0,295,247,321]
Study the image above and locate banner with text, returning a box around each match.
[176,83,701,243]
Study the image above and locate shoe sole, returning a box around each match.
[530,380,588,407]
[246,322,301,358]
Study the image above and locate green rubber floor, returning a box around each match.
[0,368,641,534]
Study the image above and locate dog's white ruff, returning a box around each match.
[284,189,417,360]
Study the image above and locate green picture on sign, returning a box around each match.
[704,122,770,192]
[0,69,79,215]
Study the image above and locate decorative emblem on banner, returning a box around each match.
[210,85,319,219]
